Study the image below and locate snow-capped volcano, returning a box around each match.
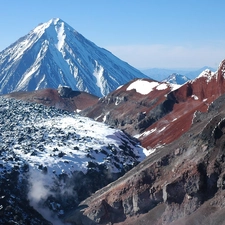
[0,18,147,96]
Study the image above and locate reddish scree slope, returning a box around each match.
[4,88,99,111]
[82,60,225,150]
[141,60,225,149]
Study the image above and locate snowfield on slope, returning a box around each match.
[126,79,180,95]
[0,97,146,177]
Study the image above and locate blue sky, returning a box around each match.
[1,0,225,69]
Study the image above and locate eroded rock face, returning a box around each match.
[64,91,225,225]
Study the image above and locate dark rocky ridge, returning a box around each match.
[64,91,225,225]
[81,78,174,136]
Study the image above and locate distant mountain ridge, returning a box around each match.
[141,66,216,81]
[0,18,147,96]
[162,73,190,85]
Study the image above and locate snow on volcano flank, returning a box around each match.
[126,79,180,95]
[0,97,146,178]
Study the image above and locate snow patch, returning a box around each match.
[55,21,66,53]
[156,83,168,90]
[143,148,155,156]
[144,143,166,156]
[116,85,123,90]
[169,83,181,91]
[143,128,157,137]
[36,75,46,90]
[158,126,167,133]
[103,111,110,123]
[192,95,199,100]
[195,69,215,83]
[93,60,105,96]
[135,128,157,139]
[127,80,159,95]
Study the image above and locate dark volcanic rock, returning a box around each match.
[0,96,145,224]
[57,85,73,98]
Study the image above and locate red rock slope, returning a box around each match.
[4,88,99,112]
[82,60,225,151]
[141,60,225,149]
[64,75,225,225]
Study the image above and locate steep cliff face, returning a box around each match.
[64,91,225,225]
[171,64,225,103]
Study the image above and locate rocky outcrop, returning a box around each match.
[57,85,73,98]
[64,92,225,225]
[171,60,225,103]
